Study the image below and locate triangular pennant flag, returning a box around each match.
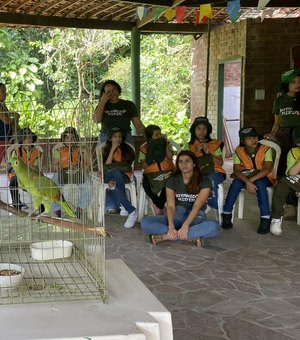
[227,0,241,23]
[261,8,274,21]
[199,4,213,22]
[165,9,176,21]
[137,6,145,20]
[153,7,164,22]
[257,0,271,11]
[176,6,186,23]
[195,10,200,25]
[202,15,208,24]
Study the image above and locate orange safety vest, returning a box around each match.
[235,144,274,182]
[59,145,81,169]
[189,139,226,174]
[17,146,40,166]
[140,143,174,174]
[112,148,133,178]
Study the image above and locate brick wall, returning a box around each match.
[191,18,300,137]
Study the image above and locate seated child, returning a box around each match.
[139,124,174,215]
[188,116,226,210]
[221,127,274,234]
[270,127,300,236]
[52,127,91,218]
[8,127,42,210]
[101,127,137,228]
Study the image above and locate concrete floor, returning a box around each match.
[105,172,300,340]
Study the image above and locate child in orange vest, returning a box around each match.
[8,127,42,209]
[139,124,174,215]
[102,127,137,228]
[52,127,91,218]
[222,127,274,234]
[189,117,226,211]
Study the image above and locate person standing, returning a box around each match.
[93,80,145,146]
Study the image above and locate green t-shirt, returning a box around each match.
[100,99,138,134]
[272,93,300,128]
[166,175,211,209]
[286,147,300,175]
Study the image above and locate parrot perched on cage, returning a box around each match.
[9,156,76,218]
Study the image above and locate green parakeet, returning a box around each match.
[9,156,76,218]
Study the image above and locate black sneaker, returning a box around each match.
[221,213,233,229]
[257,218,271,234]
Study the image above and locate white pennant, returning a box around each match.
[137,7,145,20]
[257,0,271,11]
[261,8,274,22]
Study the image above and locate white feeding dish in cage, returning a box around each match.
[30,240,73,261]
[0,263,25,289]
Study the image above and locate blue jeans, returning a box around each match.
[205,171,226,209]
[52,173,92,211]
[141,205,219,239]
[104,169,135,214]
[223,177,272,217]
[99,133,135,210]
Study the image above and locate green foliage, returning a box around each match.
[0,28,191,143]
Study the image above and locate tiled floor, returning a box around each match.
[2,164,300,339]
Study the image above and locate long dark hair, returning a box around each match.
[173,150,202,194]
[102,140,135,165]
[145,124,161,144]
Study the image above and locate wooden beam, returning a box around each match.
[140,22,218,33]
[0,12,135,30]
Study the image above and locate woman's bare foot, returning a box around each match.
[192,237,204,247]
[148,234,167,245]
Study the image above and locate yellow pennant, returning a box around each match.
[199,4,213,22]
[165,9,176,21]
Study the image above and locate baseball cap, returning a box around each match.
[281,68,300,84]
[239,127,258,140]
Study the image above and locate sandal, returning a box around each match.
[148,234,164,245]
[192,237,204,247]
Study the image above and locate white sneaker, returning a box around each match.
[124,210,137,228]
[270,218,282,236]
[120,205,129,216]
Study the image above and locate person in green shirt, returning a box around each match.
[270,127,300,236]
[265,68,300,177]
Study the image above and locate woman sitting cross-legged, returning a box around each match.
[102,127,137,228]
[141,150,220,247]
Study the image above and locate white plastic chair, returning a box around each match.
[96,143,137,225]
[137,139,182,222]
[236,139,281,219]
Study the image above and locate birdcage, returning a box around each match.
[0,98,107,305]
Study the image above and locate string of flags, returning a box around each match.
[136,0,273,25]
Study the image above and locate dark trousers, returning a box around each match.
[142,175,166,209]
[271,178,295,219]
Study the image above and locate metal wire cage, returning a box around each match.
[0,99,106,305]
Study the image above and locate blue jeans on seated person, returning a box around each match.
[205,171,226,210]
[104,169,135,214]
[141,205,219,239]
[223,176,272,217]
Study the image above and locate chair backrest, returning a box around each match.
[259,139,281,179]
[6,143,44,169]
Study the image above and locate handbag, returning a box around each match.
[145,171,172,194]
[197,154,215,175]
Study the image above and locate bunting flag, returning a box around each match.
[153,7,164,22]
[199,4,213,22]
[195,10,200,25]
[261,8,274,21]
[176,6,186,23]
[137,6,145,20]
[164,9,176,21]
[257,0,271,11]
[227,0,241,23]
